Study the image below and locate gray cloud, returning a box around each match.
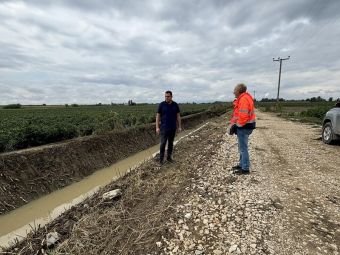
[1,0,340,105]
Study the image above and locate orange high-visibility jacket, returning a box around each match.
[231,92,256,127]
[230,99,238,124]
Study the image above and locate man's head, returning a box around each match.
[165,90,173,103]
[233,83,247,98]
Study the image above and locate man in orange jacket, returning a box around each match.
[229,83,256,174]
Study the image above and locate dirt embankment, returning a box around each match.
[0,111,217,215]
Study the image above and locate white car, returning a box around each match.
[322,102,340,144]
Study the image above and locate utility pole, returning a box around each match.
[253,90,256,101]
[273,56,290,110]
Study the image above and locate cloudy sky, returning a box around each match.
[1,0,340,104]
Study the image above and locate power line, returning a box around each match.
[298,14,340,51]
[280,0,320,50]
[266,1,325,65]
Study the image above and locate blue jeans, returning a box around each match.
[237,128,253,170]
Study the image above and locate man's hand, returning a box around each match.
[156,127,160,135]
[177,127,182,133]
[228,124,237,135]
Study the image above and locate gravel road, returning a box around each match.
[161,111,340,255]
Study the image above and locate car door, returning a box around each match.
[335,109,340,134]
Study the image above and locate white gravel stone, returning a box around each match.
[229,244,238,253]
[185,213,192,219]
[250,243,257,249]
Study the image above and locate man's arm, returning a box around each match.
[156,113,161,134]
[177,112,182,132]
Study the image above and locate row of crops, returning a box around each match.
[0,103,224,153]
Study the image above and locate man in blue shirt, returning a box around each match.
[156,91,181,165]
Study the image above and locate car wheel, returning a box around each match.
[322,122,334,144]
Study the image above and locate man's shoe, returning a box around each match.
[233,169,242,174]
[159,160,165,166]
[234,169,250,175]
[167,158,175,163]
[232,165,242,170]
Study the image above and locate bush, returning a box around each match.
[13,124,78,149]
[300,107,330,119]
[137,115,148,125]
[0,138,6,153]
[95,112,123,134]
[208,103,227,115]
[3,104,22,109]
[263,105,271,112]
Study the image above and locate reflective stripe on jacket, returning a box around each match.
[233,92,256,127]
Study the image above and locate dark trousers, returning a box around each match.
[160,129,176,162]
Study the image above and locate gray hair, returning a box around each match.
[235,83,247,93]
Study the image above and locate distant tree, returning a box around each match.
[260,98,284,102]
[309,97,317,102]
[128,100,136,106]
[42,103,46,106]
[328,97,333,102]
[307,96,326,102]
[71,104,79,107]
[3,104,22,109]
[65,104,69,107]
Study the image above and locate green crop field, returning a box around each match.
[256,101,338,124]
[0,103,224,153]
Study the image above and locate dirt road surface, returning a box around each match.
[7,111,340,255]
[158,111,340,255]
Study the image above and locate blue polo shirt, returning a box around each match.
[157,101,180,131]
